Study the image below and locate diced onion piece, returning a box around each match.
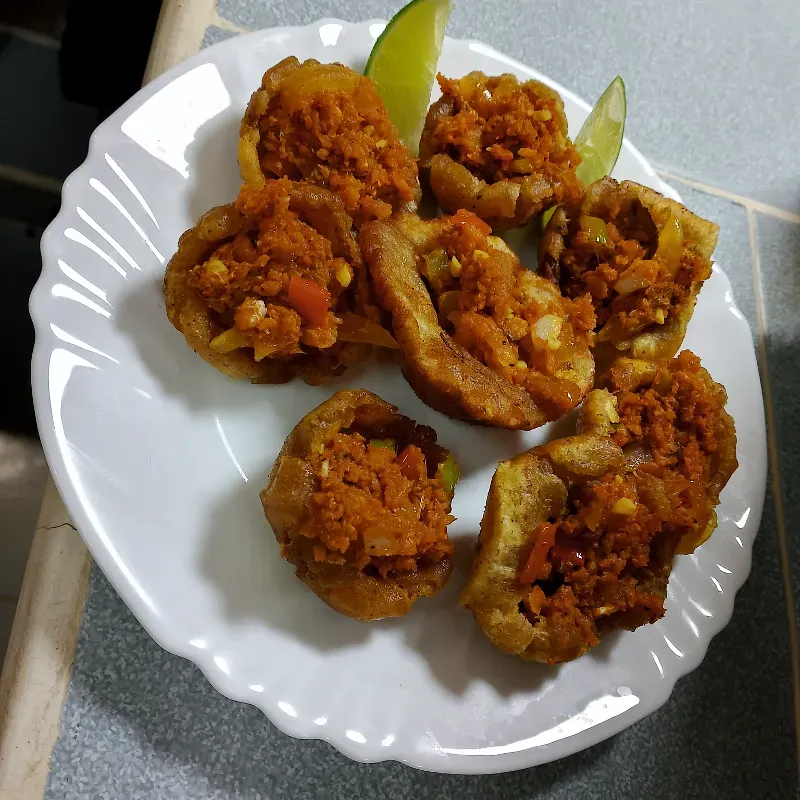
[209,327,250,353]
[613,274,650,295]
[335,262,352,287]
[656,214,683,277]
[532,314,563,349]
[361,525,397,556]
[337,312,399,349]
[578,215,609,246]
[253,341,277,361]
[612,497,637,515]
[654,308,666,324]
[449,256,462,277]
[203,257,228,275]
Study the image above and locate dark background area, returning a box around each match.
[1,0,160,436]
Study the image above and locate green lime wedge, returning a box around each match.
[574,76,627,187]
[540,76,626,229]
[365,0,452,155]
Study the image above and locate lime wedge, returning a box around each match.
[540,76,626,229]
[574,76,627,187]
[365,0,452,155]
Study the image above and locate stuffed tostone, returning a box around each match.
[461,351,737,663]
[261,389,459,622]
[359,209,595,430]
[539,177,719,372]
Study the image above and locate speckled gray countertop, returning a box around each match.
[45,1,800,797]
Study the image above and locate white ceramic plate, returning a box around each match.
[31,20,766,774]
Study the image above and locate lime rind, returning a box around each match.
[365,0,452,154]
[574,76,627,187]
[540,76,626,230]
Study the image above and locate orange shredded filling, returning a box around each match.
[559,202,712,336]
[423,219,595,415]
[428,73,581,192]
[521,352,723,650]
[301,432,455,577]
[256,68,418,228]
[187,181,353,359]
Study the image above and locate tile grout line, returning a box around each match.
[746,207,800,767]
[212,10,251,35]
[656,167,800,224]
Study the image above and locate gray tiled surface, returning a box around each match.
[47,550,796,800]
[758,214,800,615]
[216,0,800,215]
[42,1,800,797]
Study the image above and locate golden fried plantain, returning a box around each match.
[359,210,595,430]
[539,178,719,371]
[461,351,737,663]
[261,390,458,621]
[419,72,582,229]
[239,57,420,229]
[164,179,394,385]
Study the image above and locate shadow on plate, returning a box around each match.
[184,108,242,222]
[200,475,371,652]
[199,472,557,694]
[371,536,561,698]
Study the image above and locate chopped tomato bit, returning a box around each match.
[451,208,492,237]
[287,275,331,327]
[520,522,557,584]
[395,445,426,480]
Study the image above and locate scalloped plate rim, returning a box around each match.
[30,19,766,775]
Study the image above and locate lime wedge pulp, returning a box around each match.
[574,76,627,187]
[365,0,452,155]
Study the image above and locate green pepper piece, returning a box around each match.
[436,454,460,496]
[423,248,449,283]
[579,215,609,246]
[369,439,396,451]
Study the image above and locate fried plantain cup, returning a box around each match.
[461,351,737,663]
[164,179,398,385]
[539,178,719,372]
[239,57,421,229]
[418,72,582,229]
[359,210,595,430]
[261,390,459,621]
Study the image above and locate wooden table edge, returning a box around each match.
[0,2,217,796]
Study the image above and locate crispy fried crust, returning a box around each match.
[461,354,737,663]
[540,178,719,371]
[239,57,421,228]
[260,390,454,621]
[419,72,581,229]
[359,212,594,430]
[164,181,367,385]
